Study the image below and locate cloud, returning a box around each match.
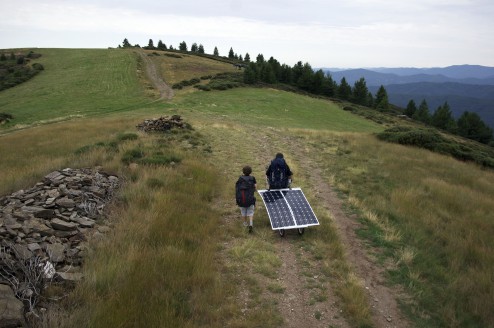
[1,0,493,67]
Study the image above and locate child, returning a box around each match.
[235,166,257,233]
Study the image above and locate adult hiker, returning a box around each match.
[265,153,293,190]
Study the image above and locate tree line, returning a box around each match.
[119,38,493,145]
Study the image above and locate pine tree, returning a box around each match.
[244,63,258,84]
[413,99,431,124]
[367,92,374,108]
[157,40,167,50]
[297,63,314,91]
[244,53,250,62]
[404,99,417,117]
[292,61,303,84]
[321,73,336,97]
[431,102,457,132]
[280,64,293,84]
[374,85,389,110]
[228,47,235,59]
[147,39,155,49]
[198,44,205,54]
[179,41,188,51]
[338,77,352,100]
[191,43,198,52]
[260,63,276,83]
[311,69,325,94]
[457,111,493,144]
[213,47,219,56]
[122,38,131,48]
[352,77,369,105]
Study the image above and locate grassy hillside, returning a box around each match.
[1,48,494,328]
[0,49,151,130]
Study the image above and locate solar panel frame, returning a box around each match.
[258,187,319,230]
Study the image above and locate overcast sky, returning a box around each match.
[1,0,493,68]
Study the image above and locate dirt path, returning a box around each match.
[255,138,350,327]
[288,134,411,328]
[139,55,410,326]
[137,49,174,100]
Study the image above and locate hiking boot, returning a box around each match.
[248,225,253,233]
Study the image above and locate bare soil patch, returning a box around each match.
[137,50,174,100]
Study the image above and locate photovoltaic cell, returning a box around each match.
[258,188,319,230]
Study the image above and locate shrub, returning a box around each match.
[189,78,200,84]
[138,154,181,166]
[74,145,95,155]
[121,148,144,164]
[117,133,138,141]
[194,85,211,91]
[376,126,494,169]
[0,112,13,123]
[32,63,44,71]
[376,126,443,150]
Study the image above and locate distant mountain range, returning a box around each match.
[319,65,494,128]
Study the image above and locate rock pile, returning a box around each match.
[136,115,191,132]
[0,168,120,325]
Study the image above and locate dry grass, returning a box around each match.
[7,47,493,327]
[305,131,494,327]
[151,50,238,85]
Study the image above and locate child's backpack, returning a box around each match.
[268,158,288,189]
[235,176,256,207]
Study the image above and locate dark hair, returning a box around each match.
[275,153,284,158]
[242,166,252,175]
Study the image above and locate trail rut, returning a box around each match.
[140,56,411,327]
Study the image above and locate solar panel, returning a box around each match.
[258,188,319,231]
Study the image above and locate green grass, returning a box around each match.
[175,87,383,132]
[302,131,494,327]
[68,158,231,327]
[0,48,152,130]
[3,48,494,328]
[154,50,238,85]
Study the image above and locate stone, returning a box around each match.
[50,218,77,231]
[12,211,31,221]
[55,197,75,209]
[25,219,52,236]
[97,226,111,233]
[27,243,41,252]
[56,272,84,282]
[0,284,26,328]
[45,243,65,262]
[72,216,96,228]
[44,171,63,183]
[21,206,55,219]
[23,199,35,206]
[0,168,120,315]
[53,230,78,238]
[12,244,32,261]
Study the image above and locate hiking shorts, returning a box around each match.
[240,205,255,217]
